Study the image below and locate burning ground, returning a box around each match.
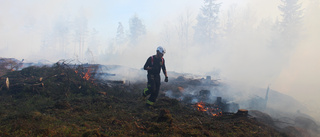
[0,60,317,136]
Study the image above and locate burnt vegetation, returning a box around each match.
[0,61,289,136]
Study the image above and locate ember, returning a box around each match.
[74,67,92,81]
[195,101,207,112]
[210,107,223,117]
[83,69,91,80]
[194,101,223,117]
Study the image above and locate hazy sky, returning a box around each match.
[1,0,320,119]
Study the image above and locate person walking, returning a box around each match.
[142,46,168,107]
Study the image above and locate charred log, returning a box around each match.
[235,109,249,117]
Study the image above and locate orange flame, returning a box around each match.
[208,107,223,117]
[194,101,223,117]
[83,69,91,80]
[195,101,207,112]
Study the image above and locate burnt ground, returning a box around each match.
[0,62,292,136]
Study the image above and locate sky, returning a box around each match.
[1,0,320,119]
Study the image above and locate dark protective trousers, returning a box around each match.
[144,74,160,105]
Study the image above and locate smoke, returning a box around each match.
[1,0,320,128]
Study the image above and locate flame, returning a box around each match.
[211,111,222,116]
[208,107,223,117]
[83,69,91,80]
[194,101,223,117]
[195,101,207,112]
[178,87,184,92]
[74,69,91,80]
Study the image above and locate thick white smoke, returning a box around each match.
[1,0,319,125]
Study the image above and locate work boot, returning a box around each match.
[142,88,148,97]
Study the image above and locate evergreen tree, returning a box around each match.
[53,16,70,53]
[193,0,221,45]
[176,11,193,47]
[278,0,303,48]
[129,15,146,43]
[116,22,125,43]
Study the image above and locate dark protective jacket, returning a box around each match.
[143,55,166,76]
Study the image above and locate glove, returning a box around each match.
[164,77,168,82]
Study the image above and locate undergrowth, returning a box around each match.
[0,63,288,137]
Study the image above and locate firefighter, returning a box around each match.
[143,46,168,107]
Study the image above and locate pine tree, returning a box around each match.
[116,22,125,43]
[278,0,303,47]
[176,11,193,47]
[193,0,221,45]
[129,15,146,43]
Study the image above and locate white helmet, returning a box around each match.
[157,46,166,54]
